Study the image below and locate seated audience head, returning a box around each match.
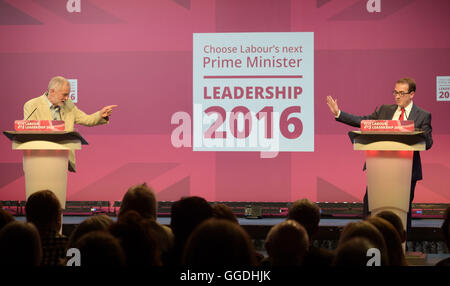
[170,196,213,245]
[288,198,320,241]
[435,206,450,266]
[73,231,126,267]
[119,183,157,220]
[375,210,406,243]
[169,196,214,265]
[0,221,42,266]
[367,216,407,266]
[67,214,113,249]
[182,218,256,267]
[109,210,161,266]
[441,206,450,250]
[334,237,378,266]
[212,204,238,224]
[25,190,62,233]
[338,221,388,266]
[265,220,309,266]
[0,208,15,231]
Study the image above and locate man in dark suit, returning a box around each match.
[326,78,433,233]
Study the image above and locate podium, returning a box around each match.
[3,131,88,209]
[349,131,426,232]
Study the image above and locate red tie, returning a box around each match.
[399,108,405,120]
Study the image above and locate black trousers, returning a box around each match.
[363,180,417,233]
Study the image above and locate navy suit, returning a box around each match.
[336,104,433,231]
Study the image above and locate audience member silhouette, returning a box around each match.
[436,206,450,266]
[25,190,68,266]
[182,218,257,267]
[73,231,126,267]
[333,237,378,266]
[109,210,161,266]
[338,221,389,266]
[212,204,239,224]
[211,203,267,264]
[375,211,406,243]
[264,220,309,266]
[0,221,42,266]
[67,214,113,250]
[119,183,174,264]
[119,183,158,220]
[0,208,14,231]
[4,185,444,268]
[146,219,174,265]
[367,216,407,266]
[288,198,334,266]
[169,196,214,266]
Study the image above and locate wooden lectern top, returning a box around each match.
[349,130,426,151]
[3,131,88,144]
[3,131,88,151]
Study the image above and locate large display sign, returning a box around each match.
[437,76,450,102]
[193,32,314,152]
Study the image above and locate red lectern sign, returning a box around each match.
[14,120,65,132]
[361,120,414,133]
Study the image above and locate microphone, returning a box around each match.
[25,107,37,120]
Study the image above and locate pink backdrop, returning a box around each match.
[1,0,449,203]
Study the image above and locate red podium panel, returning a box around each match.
[14,120,65,132]
[360,120,414,133]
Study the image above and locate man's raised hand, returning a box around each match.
[326,96,340,117]
[100,105,118,118]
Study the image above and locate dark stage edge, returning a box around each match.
[14,215,444,241]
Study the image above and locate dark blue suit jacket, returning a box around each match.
[336,104,433,181]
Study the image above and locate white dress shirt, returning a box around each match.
[392,101,413,120]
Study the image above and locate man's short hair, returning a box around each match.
[74,231,126,267]
[119,183,157,220]
[67,215,114,250]
[170,196,214,246]
[183,218,256,266]
[265,220,309,266]
[396,78,416,93]
[48,76,69,91]
[25,190,62,232]
[288,198,320,238]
